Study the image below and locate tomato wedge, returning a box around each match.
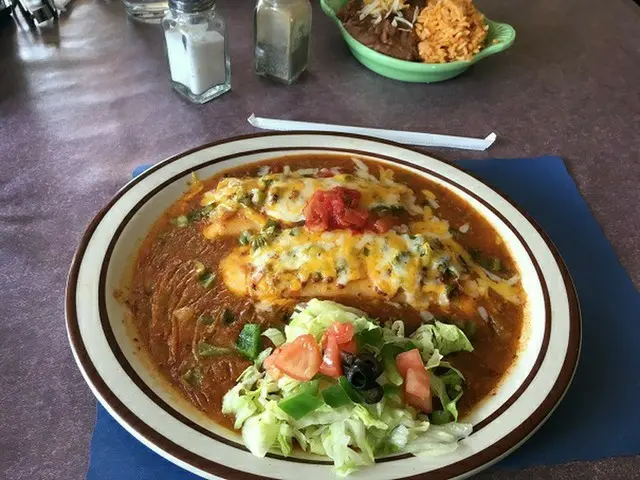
[328,322,355,345]
[263,349,283,380]
[339,339,358,354]
[395,349,424,378]
[273,334,322,381]
[318,334,342,378]
[404,367,432,413]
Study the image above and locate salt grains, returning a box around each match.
[165,28,227,96]
[162,0,231,104]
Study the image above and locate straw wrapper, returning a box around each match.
[248,114,496,151]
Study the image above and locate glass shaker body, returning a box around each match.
[254,0,312,84]
[123,0,167,24]
[162,2,231,104]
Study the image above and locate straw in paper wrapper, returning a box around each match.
[248,114,496,151]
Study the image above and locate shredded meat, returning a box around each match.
[338,0,426,61]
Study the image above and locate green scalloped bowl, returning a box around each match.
[320,0,516,82]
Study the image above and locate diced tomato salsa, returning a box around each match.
[304,187,370,232]
[304,187,410,233]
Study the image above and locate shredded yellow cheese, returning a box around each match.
[201,158,523,308]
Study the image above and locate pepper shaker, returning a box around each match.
[162,0,231,104]
[254,0,312,84]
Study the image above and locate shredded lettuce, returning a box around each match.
[425,349,444,369]
[352,404,388,429]
[285,299,378,342]
[429,369,465,422]
[262,328,286,347]
[385,424,410,453]
[242,409,280,457]
[420,348,466,423]
[276,423,294,456]
[222,301,473,476]
[381,320,407,344]
[254,347,273,368]
[306,426,327,455]
[406,422,473,456]
[227,395,258,430]
[221,366,263,429]
[276,375,302,395]
[292,405,352,429]
[372,402,432,456]
[411,320,473,357]
[321,421,373,476]
[390,320,405,338]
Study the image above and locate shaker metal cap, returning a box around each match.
[169,0,215,13]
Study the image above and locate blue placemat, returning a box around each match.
[88,156,640,479]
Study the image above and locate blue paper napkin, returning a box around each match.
[87,156,640,479]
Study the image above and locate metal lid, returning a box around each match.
[169,0,215,13]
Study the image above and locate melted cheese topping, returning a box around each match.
[221,228,523,308]
[409,206,522,304]
[246,229,438,304]
[201,159,523,307]
[200,160,421,228]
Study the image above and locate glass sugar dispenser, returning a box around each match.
[162,0,231,104]
[254,0,312,84]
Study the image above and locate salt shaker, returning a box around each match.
[254,0,312,84]
[162,0,231,104]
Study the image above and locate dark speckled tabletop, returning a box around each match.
[1,0,639,478]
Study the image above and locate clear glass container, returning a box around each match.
[162,0,231,104]
[123,0,167,24]
[254,0,312,84]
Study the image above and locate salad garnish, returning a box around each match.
[223,299,473,476]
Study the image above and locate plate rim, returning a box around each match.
[99,146,551,462]
[66,132,581,480]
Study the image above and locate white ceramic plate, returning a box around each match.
[66,133,581,480]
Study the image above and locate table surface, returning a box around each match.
[1,0,639,478]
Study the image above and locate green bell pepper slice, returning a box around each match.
[338,377,364,403]
[235,324,261,360]
[278,392,324,420]
[322,383,354,408]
